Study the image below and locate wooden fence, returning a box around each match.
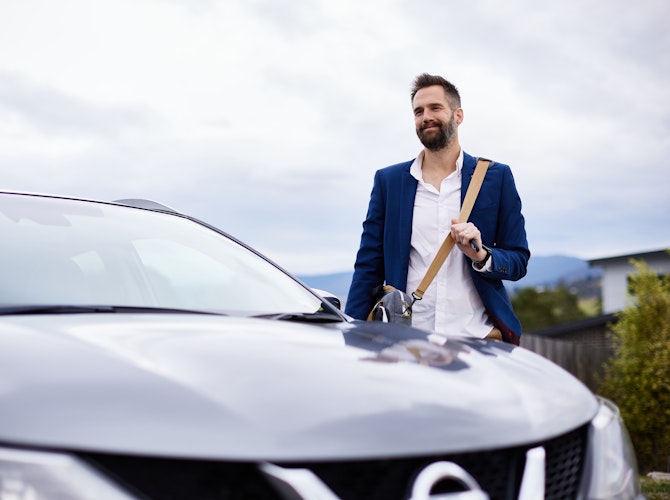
[519,314,617,393]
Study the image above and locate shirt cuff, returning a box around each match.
[472,258,493,273]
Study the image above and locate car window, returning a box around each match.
[0,194,323,315]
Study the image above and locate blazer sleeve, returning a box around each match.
[469,161,529,282]
[345,170,386,320]
[486,163,530,281]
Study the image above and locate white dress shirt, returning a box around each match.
[406,149,494,339]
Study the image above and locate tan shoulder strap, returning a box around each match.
[412,158,491,301]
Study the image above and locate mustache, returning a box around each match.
[420,120,442,131]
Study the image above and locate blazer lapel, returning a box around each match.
[460,153,478,205]
[396,165,417,290]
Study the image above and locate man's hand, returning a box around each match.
[450,218,487,261]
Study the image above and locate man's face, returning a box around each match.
[412,85,460,151]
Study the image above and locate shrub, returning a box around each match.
[600,259,670,473]
[512,285,587,332]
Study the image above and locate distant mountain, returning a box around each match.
[297,255,602,303]
[506,254,602,293]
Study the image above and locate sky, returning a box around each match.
[1,0,669,275]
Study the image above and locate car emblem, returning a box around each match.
[260,446,545,500]
[408,461,488,499]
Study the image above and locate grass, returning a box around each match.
[641,476,670,499]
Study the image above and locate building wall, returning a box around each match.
[601,264,631,313]
[590,250,670,313]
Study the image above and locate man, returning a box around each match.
[345,73,530,345]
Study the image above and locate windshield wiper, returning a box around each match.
[253,311,343,323]
[0,305,226,316]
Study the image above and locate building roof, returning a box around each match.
[526,313,617,338]
[588,248,669,266]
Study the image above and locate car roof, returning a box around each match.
[0,189,180,214]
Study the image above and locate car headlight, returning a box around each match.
[581,397,643,499]
[0,446,134,500]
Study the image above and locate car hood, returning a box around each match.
[0,314,598,461]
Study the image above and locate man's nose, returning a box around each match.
[422,111,436,123]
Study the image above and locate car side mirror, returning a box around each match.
[312,289,342,310]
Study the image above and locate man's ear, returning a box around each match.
[454,108,464,126]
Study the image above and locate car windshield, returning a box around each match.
[0,193,327,316]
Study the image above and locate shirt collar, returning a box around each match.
[410,148,464,182]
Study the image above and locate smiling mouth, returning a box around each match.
[421,122,441,131]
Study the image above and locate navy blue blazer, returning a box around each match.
[345,152,530,342]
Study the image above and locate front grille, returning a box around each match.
[81,424,587,500]
[543,426,587,499]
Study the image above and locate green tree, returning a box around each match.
[600,259,670,473]
[512,285,587,332]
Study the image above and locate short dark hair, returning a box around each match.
[410,73,461,110]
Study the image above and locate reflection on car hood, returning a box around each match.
[0,314,597,461]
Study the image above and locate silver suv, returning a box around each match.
[0,191,642,499]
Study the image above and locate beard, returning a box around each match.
[416,112,456,151]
